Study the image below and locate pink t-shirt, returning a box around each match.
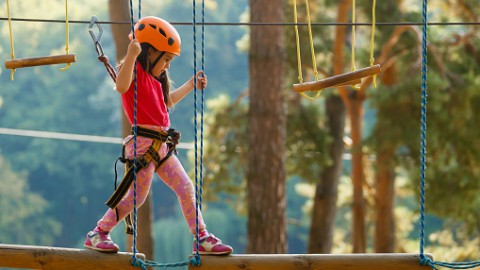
[121,62,170,127]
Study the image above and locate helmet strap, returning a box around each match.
[150,51,166,74]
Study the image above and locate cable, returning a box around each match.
[0,127,194,149]
[0,17,479,26]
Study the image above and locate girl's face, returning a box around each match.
[149,50,176,77]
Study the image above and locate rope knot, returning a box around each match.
[419,255,438,269]
[131,257,148,270]
[98,55,109,63]
[189,255,201,266]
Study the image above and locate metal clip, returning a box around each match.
[88,16,104,57]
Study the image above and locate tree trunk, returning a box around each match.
[108,0,154,260]
[308,95,346,253]
[374,149,396,252]
[349,93,366,253]
[247,0,287,254]
[333,0,367,253]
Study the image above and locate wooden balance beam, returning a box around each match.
[4,54,76,69]
[189,253,432,270]
[293,64,382,93]
[0,244,144,270]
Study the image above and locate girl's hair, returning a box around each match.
[118,43,170,106]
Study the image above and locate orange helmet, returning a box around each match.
[130,16,181,56]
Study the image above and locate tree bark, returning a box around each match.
[349,93,366,253]
[333,0,367,253]
[374,149,396,252]
[308,95,346,253]
[108,0,154,260]
[247,0,287,254]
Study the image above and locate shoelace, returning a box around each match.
[98,231,113,242]
[205,234,219,244]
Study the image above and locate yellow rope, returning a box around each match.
[369,0,378,87]
[351,0,356,72]
[293,0,303,84]
[293,0,320,100]
[350,0,360,90]
[305,0,318,83]
[6,0,16,80]
[302,0,321,99]
[60,0,71,71]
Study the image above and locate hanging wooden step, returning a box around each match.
[293,64,381,92]
[5,54,76,69]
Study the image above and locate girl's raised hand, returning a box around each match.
[195,71,207,90]
[127,39,142,58]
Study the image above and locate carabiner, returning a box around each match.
[88,16,105,57]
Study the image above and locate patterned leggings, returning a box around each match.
[97,127,206,235]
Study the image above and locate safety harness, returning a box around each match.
[105,126,180,234]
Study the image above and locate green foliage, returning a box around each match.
[0,156,61,245]
[368,0,480,259]
[286,99,331,182]
[202,94,248,203]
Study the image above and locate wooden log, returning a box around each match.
[293,64,381,93]
[4,54,76,69]
[189,253,433,270]
[0,244,145,270]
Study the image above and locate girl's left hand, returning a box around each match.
[194,71,207,90]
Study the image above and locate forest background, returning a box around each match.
[0,0,479,266]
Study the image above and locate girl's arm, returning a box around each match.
[116,40,142,94]
[169,71,207,107]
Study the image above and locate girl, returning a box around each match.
[84,16,232,255]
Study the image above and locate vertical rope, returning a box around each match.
[292,0,303,84]
[199,0,205,217]
[419,0,428,260]
[351,0,356,72]
[304,0,318,82]
[350,0,360,90]
[192,0,201,264]
[297,0,321,99]
[127,1,201,268]
[417,1,480,269]
[369,0,377,87]
[5,0,16,80]
[128,0,140,262]
[60,0,71,71]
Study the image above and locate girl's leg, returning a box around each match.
[85,135,155,253]
[156,154,233,255]
[156,154,206,234]
[96,162,155,231]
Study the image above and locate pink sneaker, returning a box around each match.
[84,228,119,253]
[193,233,233,255]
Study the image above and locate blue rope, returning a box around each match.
[129,0,140,262]
[419,0,428,261]
[127,0,193,267]
[128,0,204,268]
[132,257,200,270]
[199,0,205,218]
[418,1,480,269]
[192,0,202,265]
